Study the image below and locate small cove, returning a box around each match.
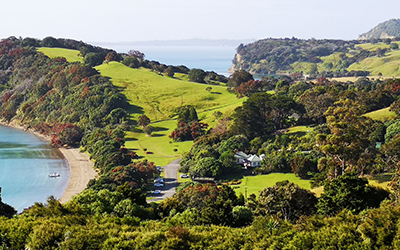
[0,126,69,212]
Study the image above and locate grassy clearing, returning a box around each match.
[363,107,396,121]
[95,62,242,121]
[233,173,312,197]
[38,47,83,63]
[285,125,314,137]
[368,173,393,191]
[95,62,243,166]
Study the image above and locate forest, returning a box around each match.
[1,36,400,249]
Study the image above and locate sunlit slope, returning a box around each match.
[37,47,84,63]
[39,48,243,165]
[363,107,396,121]
[95,62,242,122]
[95,62,243,165]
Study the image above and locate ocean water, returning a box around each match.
[0,126,69,212]
[99,44,237,76]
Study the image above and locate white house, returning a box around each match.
[234,151,249,164]
[247,154,262,167]
[234,151,262,168]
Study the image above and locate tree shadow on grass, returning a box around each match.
[151,133,166,137]
[152,126,169,132]
[371,173,394,183]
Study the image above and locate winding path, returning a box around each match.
[150,158,181,202]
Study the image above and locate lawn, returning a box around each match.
[37,47,84,63]
[363,107,396,121]
[233,173,312,197]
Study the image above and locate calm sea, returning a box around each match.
[0,126,69,212]
[98,44,237,76]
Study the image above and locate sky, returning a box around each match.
[1,0,400,43]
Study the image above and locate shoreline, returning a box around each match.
[58,148,97,203]
[0,120,97,204]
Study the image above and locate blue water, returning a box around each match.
[102,45,237,76]
[0,126,69,212]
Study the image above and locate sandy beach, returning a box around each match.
[0,120,97,204]
[58,148,97,203]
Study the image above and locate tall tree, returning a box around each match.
[317,173,389,216]
[317,99,374,177]
[232,93,299,139]
[248,180,317,222]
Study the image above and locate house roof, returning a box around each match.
[234,151,249,159]
[247,154,261,162]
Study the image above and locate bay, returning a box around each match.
[97,44,237,76]
[0,126,69,212]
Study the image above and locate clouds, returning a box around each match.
[0,0,399,42]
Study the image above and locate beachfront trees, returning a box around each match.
[0,188,16,218]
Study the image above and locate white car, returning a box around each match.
[153,190,162,194]
[154,183,164,187]
[180,174,189,178]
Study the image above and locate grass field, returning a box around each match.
[363,107,396,121]
[347,47,400,76]
[233,173,312,197]
[37,47,84,63]
[94,62,243,166]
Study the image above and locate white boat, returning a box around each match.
[48,173,60,177]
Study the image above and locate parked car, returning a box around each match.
[180,174,189,178]
[154,177,164,183]
[156,166,163,172]
[153,190,162,194]
[154,183,164,187]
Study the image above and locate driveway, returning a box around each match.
[149,158,181,202]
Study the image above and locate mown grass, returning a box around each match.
[285,125,314,137]
[38,47,84,63]
[363,107,396,121]
[233,173,312,197]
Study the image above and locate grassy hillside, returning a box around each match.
[37,47,84,63]
[94,62,242,165]
[363,107,396,121]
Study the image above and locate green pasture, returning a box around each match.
[355,42,393,51]
[124,119,193,166]
[233,173,312,197]
[94,62,243,166]
[285,125,314,137]
[363,107,396,121]
[95,62,242,122]
[38,47,84,63]
[347,48,400,76]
